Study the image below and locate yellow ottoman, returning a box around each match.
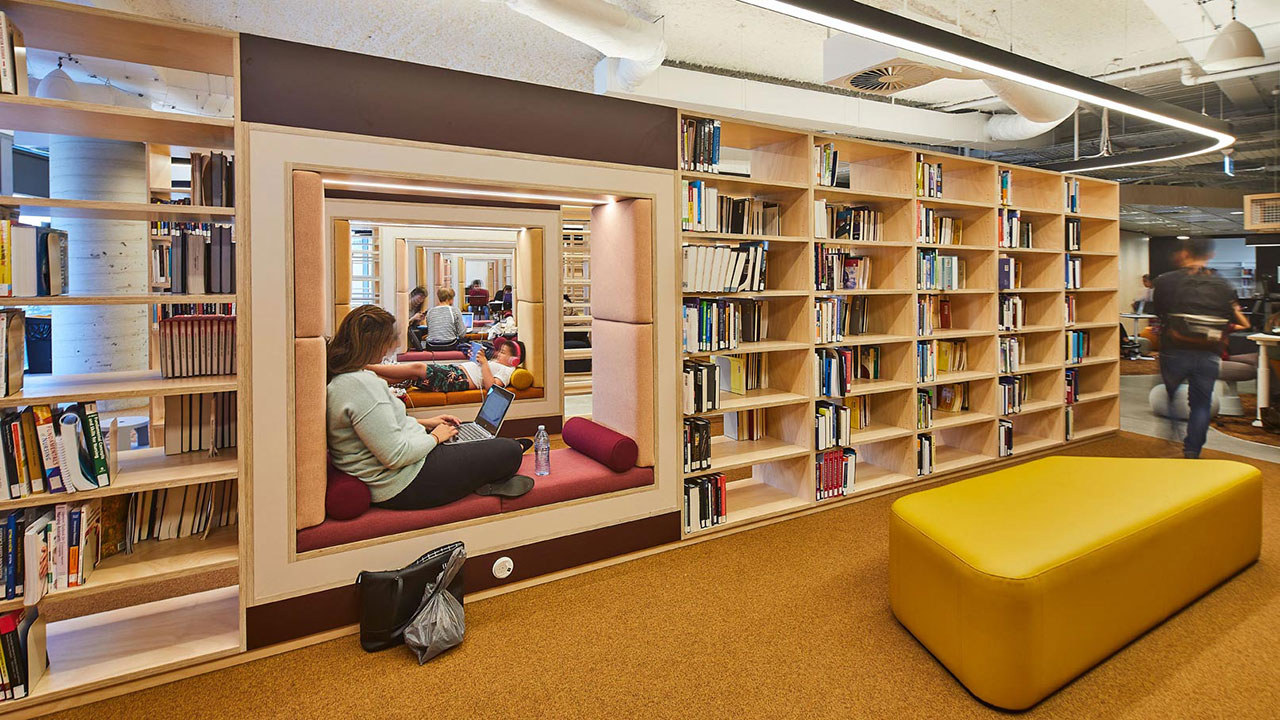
[889,456,1262,710]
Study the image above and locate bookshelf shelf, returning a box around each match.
[683,339,811,358]
[814,187,914,203]
[927,328,995,340]
[1067,356,1119,368]
[563,348,592,361]
[0,196,235,222]
[923,370,994,387]
[0,371,237,408]
[719,477,812,528]
[828,378,915,397]
[1074,390,1120,404]
[1011,399,1063,415]
[1000,287,1061,294]
[1009,432,1062,455]
[816,288,912,297]
[1072,425,1115,441]
[1007,361,1061,375]
[682,290,809,299]
[1069,286,1119,293]
[917,196,995,210]
[680,170,809,192]
[848,465,913,496]
[1068,321,1118,330]
[44,527,238,603]
[933,444,993,474]
[816,334,913,348]
[0,293,237,307]
[0,94,234,149]
[843,423,915,445]
[999,246,1060,254]
[692,388,810,416]
[681,232,810,244]
[690,437,811,478]
[929,410,995,431]
[1001,324,1062,335]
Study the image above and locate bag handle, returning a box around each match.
[413,546,467,616]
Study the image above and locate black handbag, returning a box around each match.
[355,541,465,652]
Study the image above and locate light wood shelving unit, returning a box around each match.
[678,112,1119,539]
[0,2,244,715]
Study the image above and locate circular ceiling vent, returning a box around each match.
[844,63,941,94]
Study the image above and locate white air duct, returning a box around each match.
[982,79,1078,142]
[502,0,665,90]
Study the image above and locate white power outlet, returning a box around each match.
[492,556,514,579]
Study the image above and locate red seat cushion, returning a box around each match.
[396,350,467,362]
[502,448,654,512]
[325,465,371,521]
[297,494,502,553]
[561,417,638,472]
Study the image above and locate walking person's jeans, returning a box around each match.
[1159,348,1221,458]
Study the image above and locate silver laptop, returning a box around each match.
[446,385,515,444]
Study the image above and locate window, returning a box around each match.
[350,229,380,305]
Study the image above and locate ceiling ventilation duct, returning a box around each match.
[981,78,1078,142]
[499,0,665,90]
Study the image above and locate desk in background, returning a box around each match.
[1249,332,1280,428]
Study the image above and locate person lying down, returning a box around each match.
[370,339,521,393]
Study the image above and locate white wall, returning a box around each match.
[1119,231,1150,311]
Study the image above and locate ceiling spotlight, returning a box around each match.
[1230,210,1244,215]
[1202,2,1265,72]
[1177,235,1191,240]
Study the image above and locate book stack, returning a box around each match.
[0,221,69,298]
[814,203,881,242]
[1065,368,1080,404]
[683,473,726,533]
[1064,178,1080,213]
[7,498,102,603]
[1064,295,1077,325]
[815,246,871,291]
[681,182,781,235]
[918,250,965,291]
[815,346,879,397]
[724,409,764,441]
[1,403,111,500]
[815,448,856,500]
[937,340,967,374]
[916,207,962,244]
[815,400,857,450]
[931,382,969,414]
[998,418,1014,457]
[681,361,719,414]
[915,154,942,197]
[188,152,235,207]
[916,389,932,429]
[1066,330,1090,364]
[814,143,852,188]
[997,254,1022,290]
[164,392,236,455]
[917,340,937,383]
[1065,217,1082,251]
[814,296,867,343]
[999,169,1012,205]
[715,354,764,396]
[1065,254,1083,289]
[997,208,1033,249]
[680,242,767,293]
[916,433,935,475]
[158,225,236,294]
[0,11,30,98]
[682,418,711,473]
[999,336,1023,373]
[680,117,722,173]
[157,314,236,378]
[999,294,1025,330]
[0,309,22,397]
[917,295,946,335]
[682,299,737,353]
[127,479,237,546]
[0,607,38,701]
[999,375,1026,415]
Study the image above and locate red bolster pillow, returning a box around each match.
[326,463,372,520]
[561,417,638,473]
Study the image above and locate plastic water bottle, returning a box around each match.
[534,425,551,476]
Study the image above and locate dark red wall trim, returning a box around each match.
[240,35,678,170]
[323,189,560,212]
[249,511,681,650]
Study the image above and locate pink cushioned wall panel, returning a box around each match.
[590,198,652,324]
[291,171,326,339]
[295,338,329,530]
[590,319,654,467]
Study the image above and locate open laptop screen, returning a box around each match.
[460,311,475,329]
[475,386,514,435]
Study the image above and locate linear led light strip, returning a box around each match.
[323,179,611,205]
[738,0,1235,172]
[348,221,524,232]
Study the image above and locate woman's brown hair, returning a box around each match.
[327,304,398,381]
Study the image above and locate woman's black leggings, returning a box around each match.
[375,438,523,510]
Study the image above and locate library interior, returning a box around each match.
[0,0,1272,717]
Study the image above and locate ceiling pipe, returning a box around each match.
[500,0,665,90]
[982,78,1078,141]
[1181,60,1280,86]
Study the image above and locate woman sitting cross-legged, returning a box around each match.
[326,305,532,510]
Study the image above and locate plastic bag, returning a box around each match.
[403,545,467,664]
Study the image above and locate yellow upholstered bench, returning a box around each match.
[889,456,1262,710]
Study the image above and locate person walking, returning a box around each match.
[1151,238,1249,458]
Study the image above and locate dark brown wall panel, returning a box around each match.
[240,35,677,170]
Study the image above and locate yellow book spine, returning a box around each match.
[0,218,10,296]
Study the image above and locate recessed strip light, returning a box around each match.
[323,179,611,205]
[737,0,1234,172]
[348,221,522,232]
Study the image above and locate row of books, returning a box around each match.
[917,434,936,475]
[997,208,1034,249]
[1065,255,1083,290]
[916,341,937,383]
[0,607,36,701]
[916,208,962,244]
[999,336,1025,373]
[815,246,871,291]
[1065,178,1080,214]
[815,346,879,398]
[0,310,21,397]
[682,418,712,474]
[916,389,932,430]
[816,448,856,500]
[918,250,965,291]
[815,296,869,343]
[163,392,237,455]
[1064,295,1077,325]
[1,403,110,500]
[724,409,765,441]
[1065,217,1082,251]
[683,473,726,533]
[999,375,1028,415]
[814,203,882,242]
[998,255,1023,290]
[680,242,768,293]
[915,154,943,198]
[0,221,67,298]
[681,181,781,235]
[127,480,236,547]
[931,382,969,413]
[815,399,865,450]
[157,314,236,379]
[998,418,1014,457]
[1065,368,1080,404]
[814,143,852,189]
[680,117,722,174]
[682,361,720,414]
[937,339,967,373]
[188,152,235,208]
[916,295,953,335]
[680,298,766,353]
[157,225,236,294]
[715,354,765,396]
[1066,330,1091,364]
[998,169,1012,206]
[999,294,1026,330]
[3,499,100,601]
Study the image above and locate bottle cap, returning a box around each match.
[537,425,545,431]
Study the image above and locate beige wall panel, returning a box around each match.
[516,227,545,302]
[332,218,352,306]
[292,170,326,338]
[395,237,409,292]
[516,299,546,385]
[295,337,328,530]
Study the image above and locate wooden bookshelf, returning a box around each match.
[0,94,233,149]
[0,371,237,408]
[44,527,237,602]
[678,114,1120,540]
[0,293,236,307]
[0,196,235,222]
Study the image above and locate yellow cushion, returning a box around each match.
[509,367,534,390]
[890,456,1261,710]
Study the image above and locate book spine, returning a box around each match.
[81,403,110,486]
[0,612,23,699]
[32,406,64,493]
[67,509,80,587]
[2,514,12,600]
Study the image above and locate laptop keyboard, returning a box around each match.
[454,423,490,442]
